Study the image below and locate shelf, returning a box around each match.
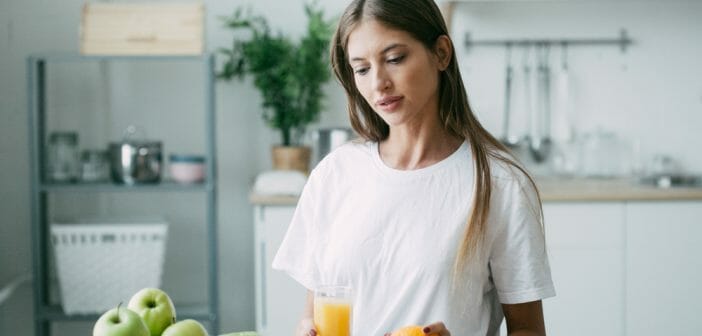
[28,53,211,63]
[39,304,215,322]
[40,180,213,193]
[28,53,219,335]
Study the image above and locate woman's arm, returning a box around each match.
[502,300,546,336]
[296,290,317,336]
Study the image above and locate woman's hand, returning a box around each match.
[296,317,317,336]
[422,321,451,335]
[383,321,451,336]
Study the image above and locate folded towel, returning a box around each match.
[252,170,307,196]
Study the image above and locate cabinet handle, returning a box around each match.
[260,241,267,329]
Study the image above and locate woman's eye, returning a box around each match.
[388,55,405,64]
[354,67,369,75]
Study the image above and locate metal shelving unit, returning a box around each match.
[26,53,219,336]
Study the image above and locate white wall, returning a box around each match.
[452,0,702,173]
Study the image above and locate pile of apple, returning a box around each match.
[92,287,257,336]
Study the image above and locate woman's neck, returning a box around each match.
[379,120,463,170]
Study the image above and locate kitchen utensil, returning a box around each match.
[529,44,552,163]
[109,125,162,184]
[311,127,355,164]
[523,45,534,139]
[647,154,680,176]
[552,43,574,142]
[500,45,533,162]
[637,154,700,187]
[549,43,579,175]
[640,174,700,188]
[47,131,80,182]
[501,44,517,146]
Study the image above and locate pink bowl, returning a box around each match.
[169,159,205,183]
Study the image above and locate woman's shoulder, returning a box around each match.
[484,153,542,229]
[487,152,538,196]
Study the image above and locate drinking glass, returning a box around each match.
[313,285,353,336]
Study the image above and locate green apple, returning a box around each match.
[127,288,177,336]
[162,319,209,336]
[93,304,149,336]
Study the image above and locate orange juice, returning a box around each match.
[314,297,352,336]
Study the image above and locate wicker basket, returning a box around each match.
[50,221,167,315]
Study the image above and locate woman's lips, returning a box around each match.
[375,96,403,112]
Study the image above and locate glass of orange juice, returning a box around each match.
[313,285,353,336]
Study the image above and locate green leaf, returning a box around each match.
[216,2,336,145]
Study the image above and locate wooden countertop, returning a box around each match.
[250,177,702,206]
[537,177,702,202]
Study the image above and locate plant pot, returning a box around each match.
[272,145,311,174]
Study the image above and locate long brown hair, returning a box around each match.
[330,0,543,284]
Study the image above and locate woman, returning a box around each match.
[272,0,555,335]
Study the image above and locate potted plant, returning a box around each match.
[218,3,334,174]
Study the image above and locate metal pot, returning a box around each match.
[311,127,355,164]
[109,126,162,184]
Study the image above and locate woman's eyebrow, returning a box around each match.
[350,43,407,62]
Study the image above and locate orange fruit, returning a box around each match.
[391,325,438,336]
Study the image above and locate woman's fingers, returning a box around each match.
[296,318,317,336]
[385,322,451,336]
[423,321,451,336]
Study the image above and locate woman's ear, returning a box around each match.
[434,35,453,71]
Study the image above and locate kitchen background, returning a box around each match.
[1,0,701,335]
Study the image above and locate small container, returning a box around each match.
[81,149,110,182]
[47,132,80,182]
[169,154,205,184]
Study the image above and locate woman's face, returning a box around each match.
[346,19,444,129]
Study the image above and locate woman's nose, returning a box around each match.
[371,68,391,92]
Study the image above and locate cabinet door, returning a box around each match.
[625,201,702,336]
[541,202,626,336]
[254,205,307,336]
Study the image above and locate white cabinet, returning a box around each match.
[253,200,702,336]
[625,202,702,336]
[253,205,305,336]
[542,202,626,336]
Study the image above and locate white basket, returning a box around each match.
[50,221,168,315]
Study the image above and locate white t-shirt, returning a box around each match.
[272,140,555,335]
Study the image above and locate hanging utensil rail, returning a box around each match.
[464,29,632,53]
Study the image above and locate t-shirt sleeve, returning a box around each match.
[489,175,556,304]
[271,167,322,291]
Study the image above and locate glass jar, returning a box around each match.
[81,149,110,182]
[578,129,631,178]
[47,132,80,182]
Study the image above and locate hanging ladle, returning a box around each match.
[529,43,552,163]
[501,43,520,148]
